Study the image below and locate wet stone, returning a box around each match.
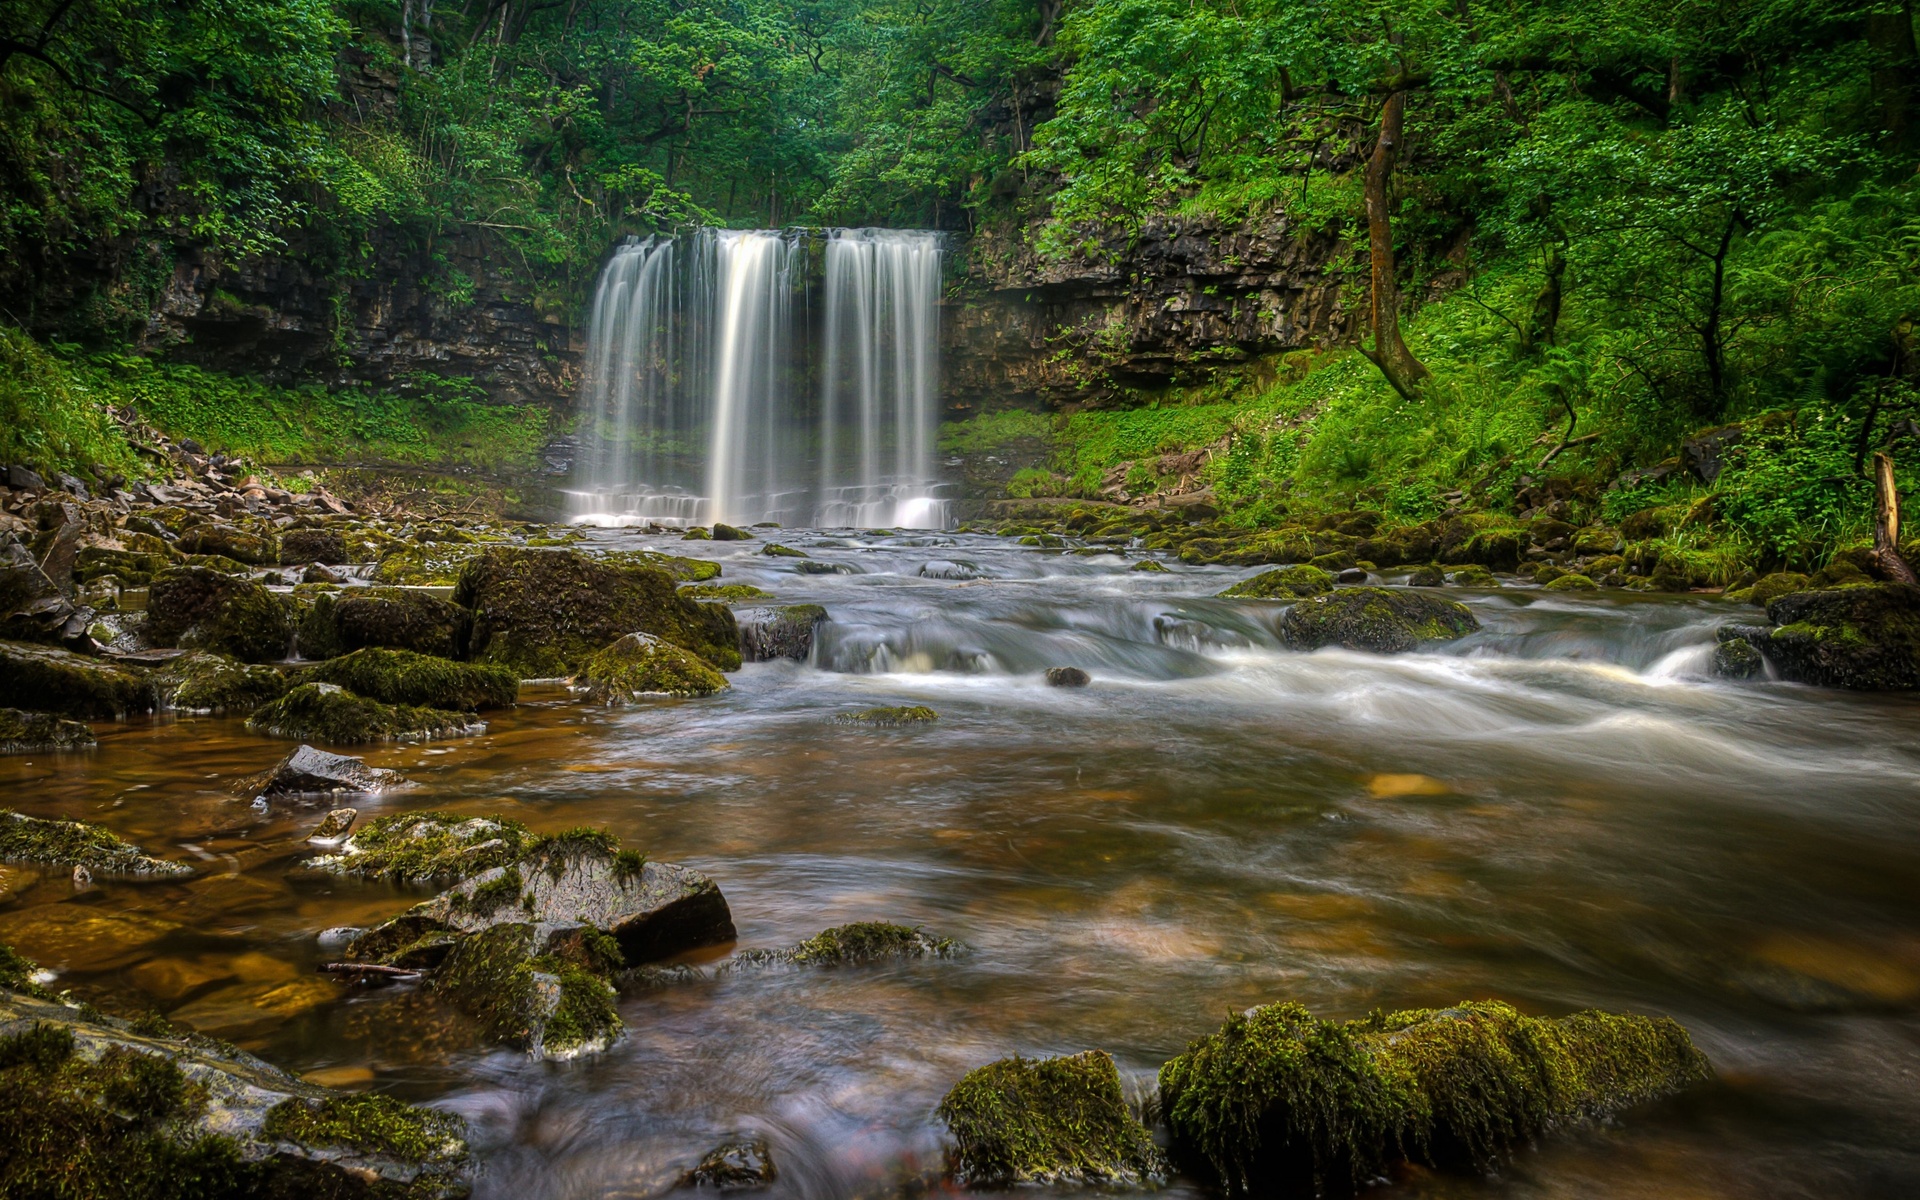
[309,808,359,844]
[1044,667,1091,688]
[0,810,192,878]
[0,707,95,754]
[243,744,407,798]
[682,1138,778,1189]
[833,705,937,726]
[735,605,827,663]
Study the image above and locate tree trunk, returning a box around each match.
[1526,241,1565,353]
[1873,452,1919,584]
[1359,88,1430,400]
[1869,2,1919,152]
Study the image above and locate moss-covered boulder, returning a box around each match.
[298,648,517,711]
[711,523,752,541]
[597,549,723,582]
[1543,572,1599,592]
[0,810,192,877]
[1220,565,1335,600]
[0,971,470,1199]
[1280,587,1480,654]
[1448,565,1498,587]
[937,1050,1166,1187]
[315,588,473,660]
[430,922,622,1060]
[736,605,827,663]
[833,705,938,726]
[723,922,963,972]
[246,683,485,745]
[304,812,535,884]
[1712,633,1767,679]
[575,633,728,701]
[371,541,487,587]
[1406,563,1445,587]
[280,528,349,566]
[1157,1000,1710,1194]
[175,522,280,566]
[1753,583,1920,690]
[455,547,739,677]
[0,640,155,719]
[1727,571,1811,607]
[680,583,771,601]
[0,708,95,754]
[145,568,292,663]
[153,651,290,714]
[682,1139,777,1189]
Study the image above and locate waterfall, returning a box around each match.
[567,227,948,529]
[818,229,944,528]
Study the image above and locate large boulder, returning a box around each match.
[736,605,827,662]
[429,922,622,1060]
[1157,1000,1710,1194]
[937,1050,1166,1187]
[1218,565,1334,600]
[0,810,192,878]
[575,633,727,701]
[0,708,95,754]
[455,547,739,677]
[153,651,290,714]
[0,640,154,719]
[0,969,470,1199]
[297,648,518,711]
[280,528,349,566]
[312,588,473,660]
[145,568,292,663]
[175,522,279,566]
[241,745,407,799]
[246,683,485,745]
[1754,583,1920,690]
[1279,587,1479,653]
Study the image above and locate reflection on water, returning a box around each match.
[4,530,1920,1198]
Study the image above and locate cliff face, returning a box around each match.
[940,210,1357,415]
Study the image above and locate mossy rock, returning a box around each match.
[680,583,771,601]
[0,640,155,719]
[279,528,349,565]
[1712,631,1767,679]
[1760,583,1920,690]
[1219,565,1334,600]
[0,979,470,1198]
[737,605,827,662]
[175,522,279,566]
[1405,563,1445,587]
[298,648,518,711]
[0,708,95,754]
[711,523,752,540]
[1280,587,1480,654]
[575,633,727,701]
[246,683,485,745]
[1130,559,1170,573]
[723,921,964,972]
[72,546,173,587]
[1447,565,1498,587]
[145,568,293,663]
[291,587,347,660]
[0,810,191,877]
[1811,547,1876,589]
[305,811,535,884]
[1533,564,1567,584]
[597,549,722,582]
[833,706,937,726]
[154,651,291,714]
[455,547,739,677]
[681,526,713,541]
[1543,572,1599,592]
[760,542,806,558]
[372,543,485,587]
[938,1050,1166,1186]
[321,588,473,660]
[1745,572,1812,607]
[1158,1000,1710,1194]
[431,922,622,1059]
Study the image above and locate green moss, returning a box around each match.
[1157,1000,1711,1194]
[456,547,739,676]
[0,810,192,877]
[318,588,473,659]
[154,652,290,714]
[1220,565,1334,599]
[680,583,771,601]
[760,543,807,558]
[1279,587,1480,653]
[598,549,722,581]
[937,1050,1166,1186]
[1543,573,1599,592]
[297,648,518,711]
[832,705,938,726]
[176,523,279,566]
[451,865,524,916]
[430,923,621,1057]
[262,1093,466,1162]
[0,707,96,753]
[1130,559,1170,572]
[0,943,55,999]
[1760,582,1920,689]
[371,543,485,587]
[245,683,483,745]
[144,568,293,663]
[1745,571,1813,606]
[311,811,533,883]
[0,640,156,719]
[576,633,728,701]
[681,526,712,541]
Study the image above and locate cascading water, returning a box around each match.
[567,227,948,528]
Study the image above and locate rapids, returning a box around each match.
[4,530,1920,1198]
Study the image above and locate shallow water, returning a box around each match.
[5,531,1920,1199]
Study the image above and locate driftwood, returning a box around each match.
[1871,452,1920,585]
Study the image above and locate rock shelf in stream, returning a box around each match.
[305,811,535,883]
[0,707,95,754]
[833,705,938,726]
[247,683,486,745]
[0,810,192,878]
[938,1050,1167,1187]
[719,922,964,972]
[294,647,519,711]
[575,632,728,700]
[736,605,827,662]
[153,651,289,714]
[0,951,471,1199]
[241,745,406,799]
[1279,586,1480,653]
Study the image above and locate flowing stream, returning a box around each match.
[570,229,947,530]
[5,534,1920,1198]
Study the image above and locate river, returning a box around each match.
[4,528,1919,1198]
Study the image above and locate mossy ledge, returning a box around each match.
[304,811,535,883]
[574,633,728,702]
[296,648,519,711]
[722,921,965,972]
[1156,1000,1711,1194]
[1219,564,1335,600]
[246,683,486,745]
[937,1050,1167,1186]
[833,705,938,727]
[0,810,192,878]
